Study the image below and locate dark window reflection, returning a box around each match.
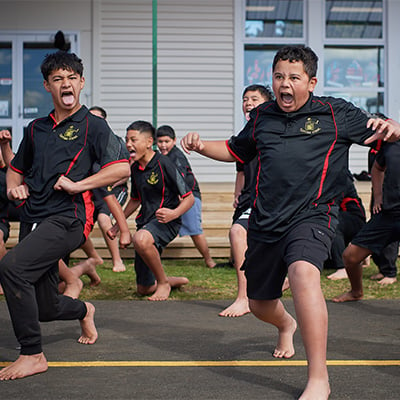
[0,43,12,119]
[246,0,303,38]
[326,0,383,39]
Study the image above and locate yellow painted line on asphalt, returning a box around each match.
[1,360,400,368]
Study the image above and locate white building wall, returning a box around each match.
[93,0,236,182]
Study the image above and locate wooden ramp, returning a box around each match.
[6,181,373,260]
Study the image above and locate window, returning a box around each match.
[326,0,383,39]
[323,1,385,114]
[243,0,305,87]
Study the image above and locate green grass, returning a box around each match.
[76,258,400,301]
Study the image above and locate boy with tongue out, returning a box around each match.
[0,51,130,381]
[181,45,400,399]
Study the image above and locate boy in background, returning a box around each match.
[113,120,194,301]
[156,124,215,269]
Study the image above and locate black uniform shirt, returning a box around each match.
[167,146,201,199]
[375,141,400,215]
[10,105,129,225]
[228,94,374,243]
[130,151,192,227]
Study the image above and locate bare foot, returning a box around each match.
[273,313,297,359]
[73,258,101,287]
[378,276,397,285]
[0,353,48,380]
[370,273,384,280]
[148,281,171,301]
[205,258,216,268]
[299,378,331,400]
[219,298,250,317]
[282,277,290,291]
[332,290,363,303]
[168,276,189,288]
[62,278,83,299]
[112,259,126,272]
[78,302,98,344]
[327,268,348,280]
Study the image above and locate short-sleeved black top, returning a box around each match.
[130,151,192,228]
[167,146,201,199]
[375,141,400,215]
[340,171,365,220]
[10,105,129,225]
[227,94,374,243]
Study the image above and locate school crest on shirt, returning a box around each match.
[300,117,321,134]
[147,171,159,185]
[59,125,79,141]
[106,185,113,192]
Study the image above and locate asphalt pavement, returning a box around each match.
[0,299,399,399]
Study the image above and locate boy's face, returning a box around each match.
[125,129,153,163]
[43,68,85,112]
[272,60,317,113]
[242,90,268,121]
[156,136,176,155]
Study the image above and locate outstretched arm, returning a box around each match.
[54,162,130,195]
[364,118,400,144]
[180,132,236,162]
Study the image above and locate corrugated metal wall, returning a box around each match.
[95,0,236,182]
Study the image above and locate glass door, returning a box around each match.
[0,33,78,150]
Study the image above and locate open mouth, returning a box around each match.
[280,93,293,106]
[61,91,75,106]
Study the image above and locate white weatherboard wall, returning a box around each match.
[93,0,236,183]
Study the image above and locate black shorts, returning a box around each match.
[351,212,400,254]
[232,207,251,230]
[134,218,180,286]
[242,222,333,300]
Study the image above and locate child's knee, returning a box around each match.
[133,231,153,251]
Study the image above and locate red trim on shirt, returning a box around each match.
[157,159,165,208]
[341,197,365,217]
[225,140,244,163]
[9,164,23,174]
[181,191,193,198]
[313,100,338,201]
[100,159,129,169]
[82,190,95,239]
[253,152,261,209]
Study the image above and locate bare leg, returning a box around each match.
[58,260,83,299]
[0,352,48,380]
[80,237,104,265]
[78,302,98,345]
[249,298,297,359]
[219,224,250,317]
[332,244,371,303]
[97,213,126,272]
[134,230,188,301]
[288,261,330,400]
[70,258,101,287]
[190,234,216,268]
